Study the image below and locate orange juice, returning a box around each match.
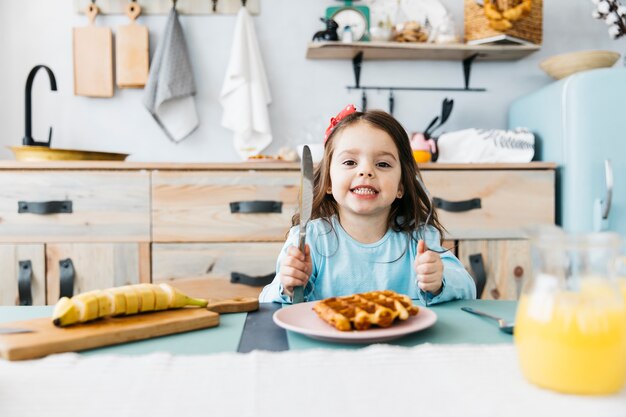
[515,279,626,395]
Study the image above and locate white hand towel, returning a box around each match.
[143,7,198,142]
[220,7,272,159]
[437,128,535,163]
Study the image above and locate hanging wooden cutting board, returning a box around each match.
[0,308,219,361]
[73,3,114,97]
[116,1,149,88]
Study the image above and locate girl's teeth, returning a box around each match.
[353,188,376,195]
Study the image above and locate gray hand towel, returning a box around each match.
[143,7,198,142]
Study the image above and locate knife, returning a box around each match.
[292,145,314,304]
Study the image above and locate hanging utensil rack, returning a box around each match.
[74,0,260,15]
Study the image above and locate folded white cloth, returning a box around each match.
[437,128,535,163]
[0,344,623,417]
[143,7,198,142]
[220,7,272,159]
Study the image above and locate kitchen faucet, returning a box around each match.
[23,65,57,147]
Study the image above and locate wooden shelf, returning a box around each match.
[306,41,540,61]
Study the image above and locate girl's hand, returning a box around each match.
[279,244,312,298]
[414,240,444,295]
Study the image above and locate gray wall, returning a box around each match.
[0,0,619,162]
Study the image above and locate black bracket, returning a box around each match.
[433,197,481,213]
[469,253,487,299]
[59,258,75,299]
[18,260,33,306]
[348,52,486,92]
[230,272,275,287]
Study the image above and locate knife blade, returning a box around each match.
[292,145,314,304]
[0,327,34,334]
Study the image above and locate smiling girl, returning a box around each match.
[259,105,476,304]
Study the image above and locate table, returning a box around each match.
[0,301,624,417]
[0,300,515,355]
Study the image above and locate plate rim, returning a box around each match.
[272,300,437,343]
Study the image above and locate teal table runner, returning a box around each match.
[0,306,247,356]
[287,300,517,350]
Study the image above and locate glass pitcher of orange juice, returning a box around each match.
[515,228,626,395]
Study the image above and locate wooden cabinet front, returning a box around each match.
[457,239,531,300]
[0,244,46,306]
[152,242,282,300]
[45,243,149,303]
[0,171,150,243]
[422,169,555,239]
[152,171,299,242]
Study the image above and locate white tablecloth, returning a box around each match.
[0,344,624,417]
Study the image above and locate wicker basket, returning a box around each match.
[464,0,542,45]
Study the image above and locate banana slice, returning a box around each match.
[73,291,100,323]
[136,284,156,312]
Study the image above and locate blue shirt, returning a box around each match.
[259,216,476,304]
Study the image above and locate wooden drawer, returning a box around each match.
[0,171,150,242]
[152,171,299,242]
[421,170,554,239]
[152,242,282,300]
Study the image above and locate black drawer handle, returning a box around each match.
[18,260,33,306]
[59,258,75,299]
[469,253,487,299]
[18,200,73,214]
[230,272,275,287]
[229,201,282,214]
[433,197,481,213]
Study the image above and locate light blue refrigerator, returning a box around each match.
[508,67,626,236]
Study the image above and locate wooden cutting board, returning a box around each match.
[73,3,114,97]
[116,2,149,88]
[0,308,219,361]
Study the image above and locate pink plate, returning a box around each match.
[273,301,437,344]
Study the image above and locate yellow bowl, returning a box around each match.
[539,50,620,80]
[9,146,128,162]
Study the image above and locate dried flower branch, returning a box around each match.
[591,0,626,39]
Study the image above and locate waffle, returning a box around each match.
[312,290,419,331]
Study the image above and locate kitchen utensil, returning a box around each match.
[0,327,34,335]
[539,50,620,80]
[206,297,259,314]
[460,306,514,334]
[292,145,314,304]
[116,0,149,88]
[73,2,114,97]
[0,308,219,361]
[424,98,453,139]
[9,146,128,161]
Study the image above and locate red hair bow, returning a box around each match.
[324,104,357,144]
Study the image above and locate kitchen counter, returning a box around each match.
[0,160,557,171]
[0,300,624,417]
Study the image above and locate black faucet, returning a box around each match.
[23,65,57,147]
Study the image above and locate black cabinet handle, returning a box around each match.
[59,258,75,299]
[230,272,275,287]
[18,200,72,214]
[229,200,282,214]
[433,197,481,213]
[18,260,33,306]
[469,253,486,299]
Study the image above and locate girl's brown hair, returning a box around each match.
[293,109,445,244]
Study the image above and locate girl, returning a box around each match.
[259,105,476,304]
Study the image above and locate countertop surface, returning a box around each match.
[0,160,558,170]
